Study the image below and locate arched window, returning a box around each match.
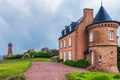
[98,55,102,61]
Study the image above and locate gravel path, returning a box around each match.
[24,62,87,80]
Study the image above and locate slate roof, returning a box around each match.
[93,5,112,24]
[59,17,83,39]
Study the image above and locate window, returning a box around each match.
[60,52,62,59]
[98,55,102,61]
[64,40,66,48]
[64,52,66,62]
[110,51,113,57]
[69,26,72,31]
[68,37,72,47]
[89,33,93,42]
[68,51,72,60]
[109,31,113,40]
[60,41,62,48]
[64,30,66,35]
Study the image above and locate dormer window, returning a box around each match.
[69,26,72,31]
[109,31,113,40]
[64,30,66,35]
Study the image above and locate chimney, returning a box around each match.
[83,8,94,25]
[84,8,93,18]
[65,26,69,29]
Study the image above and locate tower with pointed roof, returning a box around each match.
[87,5,119,73]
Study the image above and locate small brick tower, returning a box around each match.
[8,43,13,56]
[87,5,120,73]
[4,43,13,59]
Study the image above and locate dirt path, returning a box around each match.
[24,62,87,80]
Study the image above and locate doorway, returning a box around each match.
[91,51,94,65]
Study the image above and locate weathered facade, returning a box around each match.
[59,5,119,73]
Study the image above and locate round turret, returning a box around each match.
[86,5,120,73]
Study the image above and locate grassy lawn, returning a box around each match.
[0,58,51,80]
[66,72,120,80]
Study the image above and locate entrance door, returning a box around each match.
[91,51,94,65]
[64,52,66,62]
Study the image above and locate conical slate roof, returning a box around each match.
[93,5,112,24]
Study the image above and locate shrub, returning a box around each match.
[76,59,89,68]
[28,52,36,58]
[65,60,76,67]
[48,52,58,57]
[91,75,110,80]
[113,74,120,79]
[34,52,51,58]
[56,59,63,63]
[7,54,23,60]
[9,75,25,80]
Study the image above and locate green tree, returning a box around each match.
[117,46,120,71]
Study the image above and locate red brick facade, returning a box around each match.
[59,6,119,73]
[59,9,93,61]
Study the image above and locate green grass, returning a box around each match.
[66,72,120,80]
[0,58,51,80]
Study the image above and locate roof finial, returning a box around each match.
[101,0,103,6]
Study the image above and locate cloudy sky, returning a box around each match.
[0,0,120,55]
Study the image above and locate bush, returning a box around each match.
[34,52,51,58]
[7,54,23,60]
[28,52,36,58]
[65,60,76,67]
[91,75,110,80]
[48,52,58,57]
[9,75,25,80]
[56,59,63,63]
[76,59,89,68]
[113,74,120,79]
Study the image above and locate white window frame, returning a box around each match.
[60,52,62,59]
[110,51,113,57]
[60,41,62,48]
[68,51,72,60]
[69,26,72,31]
[68,37,72,47]
[64,30,66,35]
[64,52,66,62]
[109,31,113,40]
[89,33,93,42]
[98,55,102,61]
[64,40,66,48]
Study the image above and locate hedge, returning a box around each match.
[65,60,76,67]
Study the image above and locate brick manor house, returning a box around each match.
[59,5,120,73]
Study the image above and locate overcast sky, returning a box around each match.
[0,0,120,55]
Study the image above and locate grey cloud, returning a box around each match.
[0,0,120,55]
